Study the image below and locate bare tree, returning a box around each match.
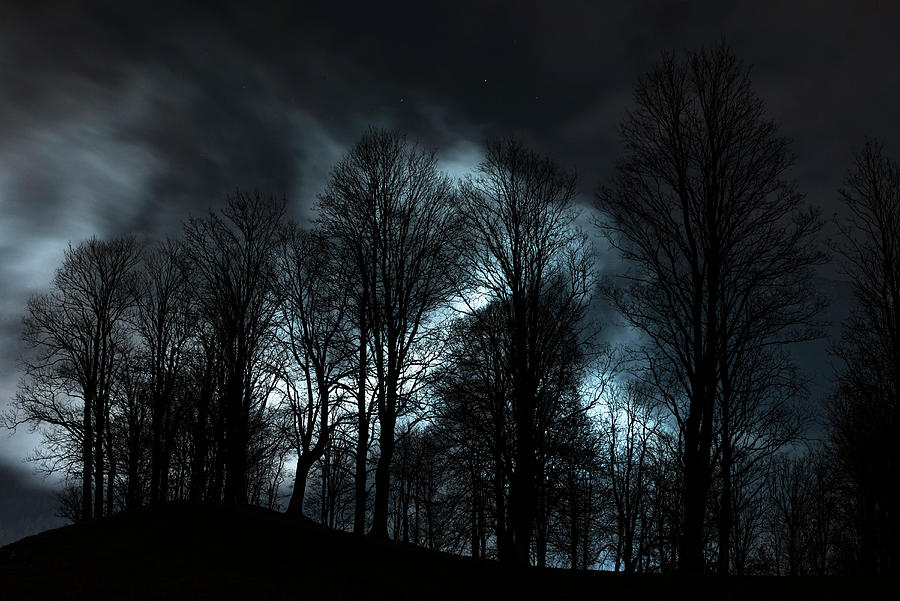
[764,448,836,576]
[6,236,142,520]
[714,343,808,573]
[434,301,514,560]
[727,452,770,575]
[542,389,601,570]
[830,139,900,574]
[599,381,660,572]
[318,128,462,539]
[132,239,195,505]
[185,318,222,501]
[5,365,84,490]
[768,453,811,575]
[389,425,447,549]
[306,419,358,530]
[596,44,824,573]
[184,191,284,505]
[276,225,353,515]
[108,340,150,510]
[459,138,592,565]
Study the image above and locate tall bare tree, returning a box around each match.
[435,301,517,560]
[132,239,195,505]
[184,191,284,505]
[318,128,462,538]
[459,138,592,565]
[277,225,353,515]
[596,44,824,573]
[108,339,149,510]
[8,236,142,519]
[830,139,900,574]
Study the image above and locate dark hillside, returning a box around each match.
[0,504,883,600]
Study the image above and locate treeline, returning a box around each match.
[5,44,898,575]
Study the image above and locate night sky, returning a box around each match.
[2,0,899,544]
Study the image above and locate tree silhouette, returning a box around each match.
[8,236,142,519]
[599,381,660,572]
[434,301,513,560]
[830,139,900,574]
[183,191,284,505]
[276,225,353,515]
[458,138,592,565]
[132,239,196,505]
[596,44,824,573]
[318,128,463,538]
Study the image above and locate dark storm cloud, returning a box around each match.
[1,0,899,501]
[0,1,492,477]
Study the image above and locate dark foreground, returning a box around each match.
[0,503,886,600]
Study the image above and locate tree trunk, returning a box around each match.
[413,491,421,546]
[353,415,369,535]
[401,473,411,544]
[320,444,330,525]
[287,460,310,516]
[211,419,225,501]
[471,489,480,558]
[494,468,511,562]
[680,342,717,574]
[623,519,635,573]
[150,386,164,505]
[93,394,105,519]
[508,462,533,565]
[223,367,249,505]
[160,436,171,504]
[583,476,593,570]
[106,441,116,517]
[234,396,249,504]
[353,312,369,536]
[680,417,706,573]
[371,408,396,539]
[82,392,93,521]
[507,284,537,567]
[479,493,487,559]
[569,476,579,570]
[427,498,435,551]
[718,419,733,576]
[508,405,535,566]
[190,355,213,502]
[127,426,141,509]
[535,469,547,568]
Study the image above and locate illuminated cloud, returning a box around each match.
[0,0,897,494]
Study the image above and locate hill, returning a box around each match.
[0,503,882,600]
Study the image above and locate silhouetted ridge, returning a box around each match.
[0,503,881,600]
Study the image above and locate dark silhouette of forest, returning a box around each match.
[2,45,898,584]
